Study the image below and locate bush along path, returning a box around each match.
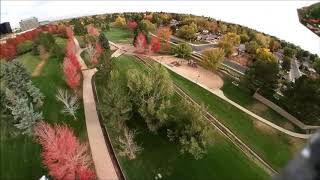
[73,37,119,180]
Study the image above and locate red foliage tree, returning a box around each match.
[157,27,172,49]
[63,57,81,89]
[34,122,96,180]
[87,25,98,36]
[68,52,81,71]
[127,21,138,30]
[134,32,148,53]
[65,39,76,57]
[65,26,74,39]
[150,37,161,53]
[95,42,103,56]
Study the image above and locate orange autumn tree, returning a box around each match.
[157,27,172,50]
[34,122,96,180]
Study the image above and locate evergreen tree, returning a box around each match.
[98,33,110,50]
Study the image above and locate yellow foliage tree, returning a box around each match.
[218,32,240,56]
[255,48,277,62]
[114,16,126,27]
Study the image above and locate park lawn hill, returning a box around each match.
[94,55,270,180]
[103,27,133,43]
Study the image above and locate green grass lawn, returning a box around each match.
[95,55,270,180]
[16,52,41,74]
[221,76,302,133]
[1,37,88,179]
[103,27,133,43]
[169,70,304,170]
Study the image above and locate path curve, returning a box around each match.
[74,38,119,180]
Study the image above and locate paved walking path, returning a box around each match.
[154,59,311,139]
[73,37,119,180]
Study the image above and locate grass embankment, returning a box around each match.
[103,27,133,43]
[1,36,87,179]
[95,55,269,180]
[221,76,302,133]
[169,70,304,170]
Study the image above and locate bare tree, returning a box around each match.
[56,88,79,120]
[118,127,142,160]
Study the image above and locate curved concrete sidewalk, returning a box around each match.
[74,37,119,180]
[154,58,312,139]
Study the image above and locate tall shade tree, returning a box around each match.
[283,47,296,58]
[313,58,320,73]
[218,32,240,57]
[254,33,271,48]
[172,43,192,58]
[167,99,211,160]
[157,27,172,49]
[201,48,225,71]
[34,122,96,180]
[127,64,174,133]
[281,56,291,72]
[102,70,132,130]
[255,48,277,62]
[283,75,320,121]
[139,19,156,33]
[245,40,260,55]
[73,21,86,36]
[244,59,279,91]
[176,23,198,40]
[269,39,281,52]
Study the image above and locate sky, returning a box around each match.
[1,1,319,55]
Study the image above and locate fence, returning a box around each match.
[253,92,320,133]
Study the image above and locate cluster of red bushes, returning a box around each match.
[0,24,66,60]
[63,26,81,90]
[134,32,161,53]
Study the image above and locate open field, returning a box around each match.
[104,27,133,43]
[94,55,270,180]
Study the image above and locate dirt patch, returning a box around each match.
[250,102,268,113]
[253,120,277,135]
[150,55,224,90]
[31,59,47,77]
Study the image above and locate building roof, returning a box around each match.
[20,17,38,22]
